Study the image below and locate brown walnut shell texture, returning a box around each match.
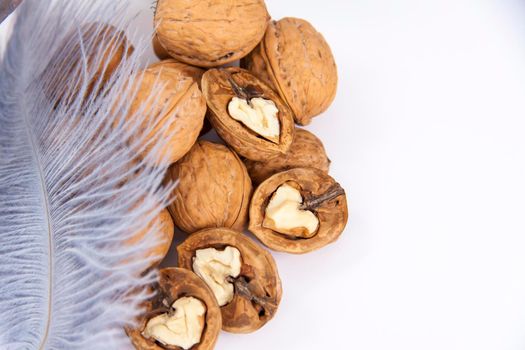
[167,141,252,233]
[127,59,206,166]
[249,168,348,254]
[178,228,282,333]
[242,17,338,125]
[44,22,133,105]
[202,67,295,161]
[124,208,174,271]
[155,0,270,67]
[244,128,331,184]
[127,268,221,350]
[152,35,171,60]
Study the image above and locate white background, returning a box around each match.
[133,0,525,349]
[6,0,525,349]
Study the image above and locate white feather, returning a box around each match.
[0,0,178,348]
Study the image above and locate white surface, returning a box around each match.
[5,0,525,349]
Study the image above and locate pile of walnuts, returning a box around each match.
[123,1,347,349]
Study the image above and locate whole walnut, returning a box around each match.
[151,35,170,60]
[44,22,133,105]
[244,128,330,184]
[242,17,338,125]
[154,0,270,67]
[126,60,206,165]
[124,208,174,271]
[167,141,252,233]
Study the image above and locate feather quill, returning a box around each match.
[0,0,178,348]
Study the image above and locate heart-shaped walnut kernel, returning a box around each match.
[202,67,295,162]
[177,228,282,333]
[126,268,221,350]
[249,168,348,254]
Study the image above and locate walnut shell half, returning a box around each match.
[127,268,221,350]
[244,128,331,184]
[249,168,348,254]
[126,60,206,165]
[242,18,338,125]
[177,228,282,333]
[155,0,269,67]
[202,67,295,161]
[167,141,252,233]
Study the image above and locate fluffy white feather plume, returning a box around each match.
[0,0,178,348]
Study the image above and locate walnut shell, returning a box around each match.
[44,22,133,105]
[154,0,269,67]
[199,113,213,137]
[167,141,252,233]
[152,35,171,60]
[202,67,295,161]
[125,208,174,271]
[127,268,221,350]
[244,128,330,184]
[177,228,282,333]
[249,168,348,254]
[126,59,206,165]
[242,18,338,125]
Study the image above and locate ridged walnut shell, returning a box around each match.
[125,208,174,271]
[126,60,206,165]
[249,168,348,254]
[202,67,295,161]
[127,268,221,350]
[178,228,282,333]
[154,0,269,67]
[152,35,170,60]
[44,22,133,105]
[244,128,330,184]
[167,141,252,233]
[242,18,338,125]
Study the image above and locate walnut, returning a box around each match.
[43,22,133,105]
[202,67,295,161]
[178,228,282,333]
[125,60,206,165]
[228,97,280,143]
[124,208,174,271]
[154,0,270,67]
[127,268,221,350]
[142,297,205,349]
[0,1,22,22]
[263,182,319,238]
[152,35,170,60]
[242,17,338,125]
[166,141,252,233]
[244,128,331,184]
[249,168,348,254]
